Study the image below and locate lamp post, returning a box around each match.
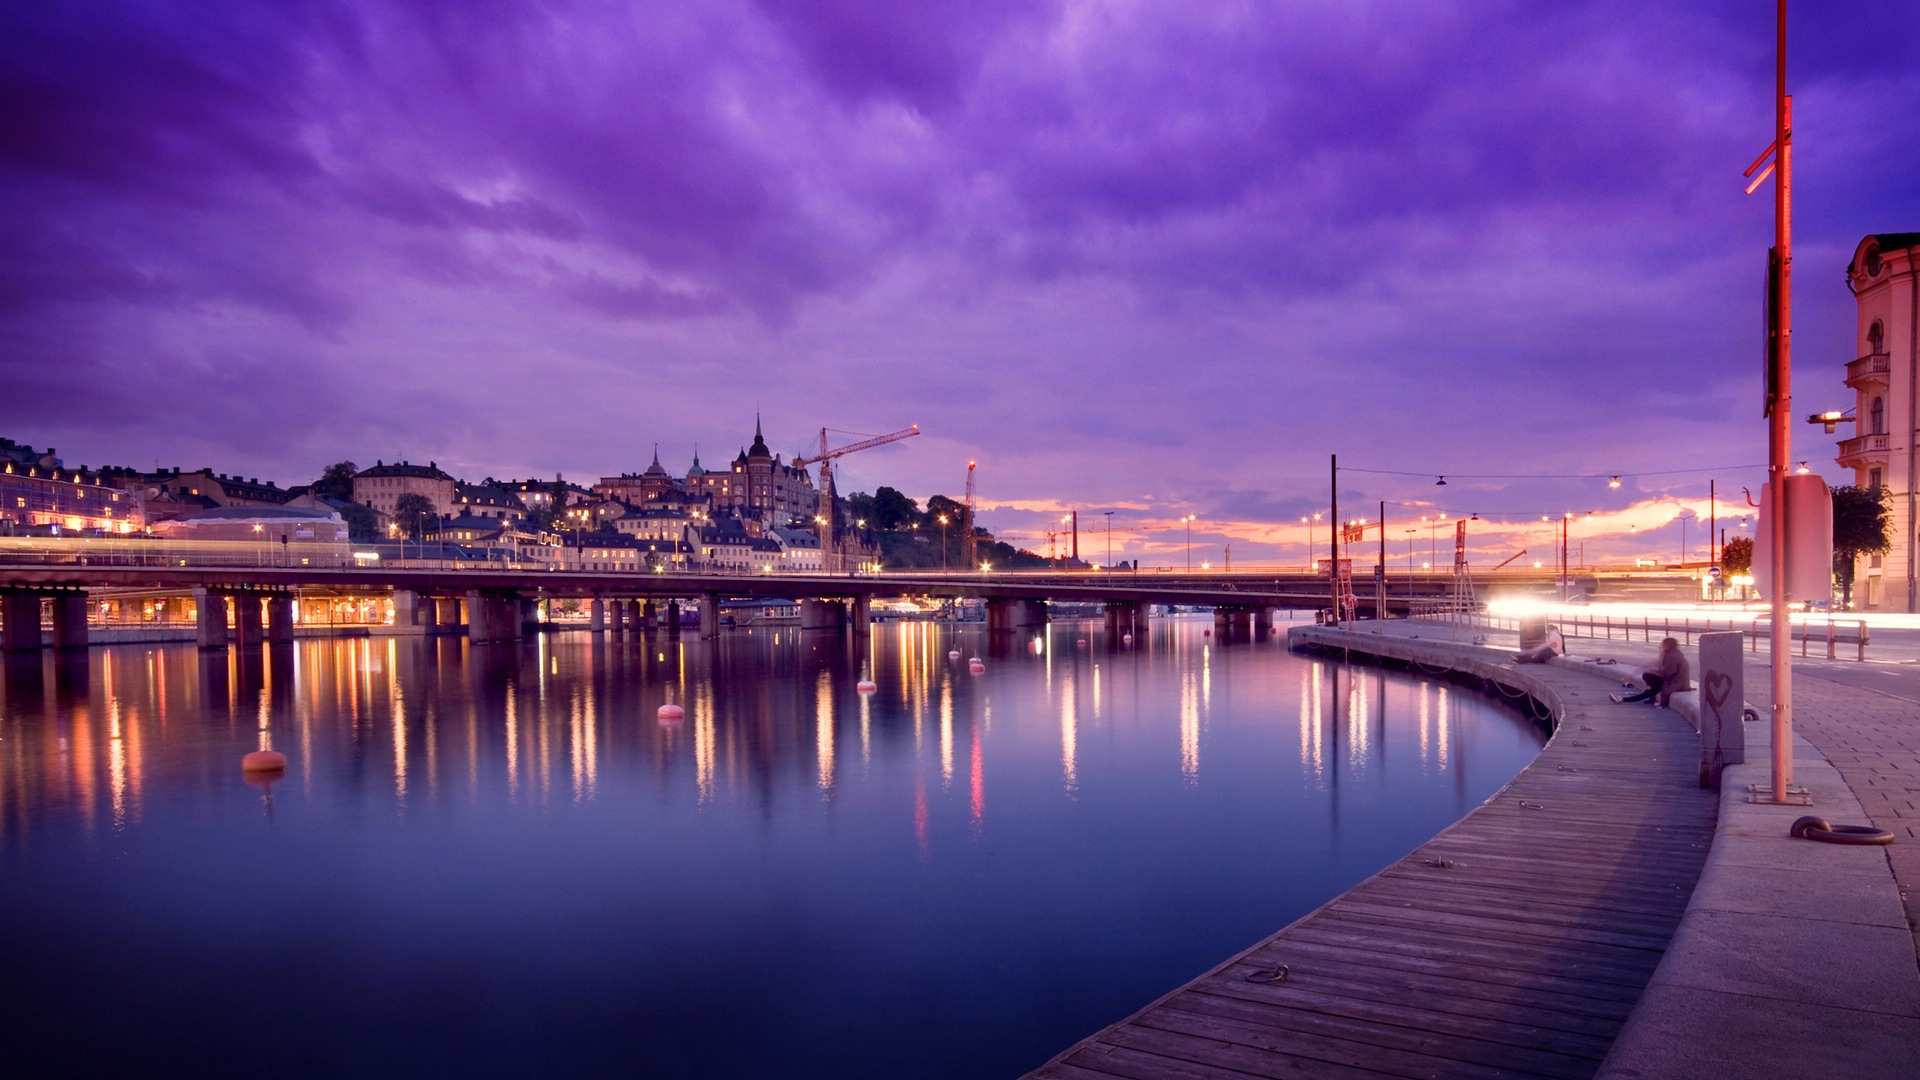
[1405,528,1417,603]
[938,514,949,571]
[1104,510,1113,572]
[1183,514,1195,571]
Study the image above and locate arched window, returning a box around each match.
[1869,320,1885,356]
[1872,396,1886,435]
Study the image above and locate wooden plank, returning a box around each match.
[1027,630,1715,1080]
[1157,989,1605,1075]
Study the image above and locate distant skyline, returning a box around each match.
[3,2,1915,567]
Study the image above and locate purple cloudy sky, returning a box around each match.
[3,1,1916,567]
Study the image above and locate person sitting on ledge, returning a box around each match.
[1611,637,1691,706]
[1513,624,1564,664]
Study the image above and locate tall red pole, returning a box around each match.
[1767,0,1795,802]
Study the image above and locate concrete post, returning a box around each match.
[194,587,227,649]
[589,598,606,632]
[418,594,440,635]
[467,590,522,644]
[626,599,643,632]
[266,594,295,644]
[50,593,89,651]
[802,598,846,631]
[850,594,871,637]
[1697,632,1746,790]
[666,600,681,636]
[641,600,657,630]
[700,594,720,639]
[233,594,265,648]
[3,591,44,652]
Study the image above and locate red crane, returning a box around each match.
[794,425,920,571]
[961,460,978,570]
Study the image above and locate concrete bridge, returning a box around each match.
[0,541,1707,652]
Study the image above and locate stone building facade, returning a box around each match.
[1835,232,1920,611]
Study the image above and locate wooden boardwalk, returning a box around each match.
[1028,627,1716,1080]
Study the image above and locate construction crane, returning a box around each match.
[961,460,978,570]
[794,425,920,571]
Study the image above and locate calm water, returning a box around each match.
[0,617,1543,1077]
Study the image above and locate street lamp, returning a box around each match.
[938,514,949,571]
[1104,510,1113,572]
[1182,514,1196,571]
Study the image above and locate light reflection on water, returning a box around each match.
[0,617,1542,1078]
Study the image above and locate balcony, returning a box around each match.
[1846,351,1891,389]
[1838,432,1890,470]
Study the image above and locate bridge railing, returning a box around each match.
[1417,607,1872,661]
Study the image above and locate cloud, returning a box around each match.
[1,0,1914,560]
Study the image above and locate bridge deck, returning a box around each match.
[1027,626,1715,1080]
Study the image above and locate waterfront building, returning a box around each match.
[1836,232,1920,611]
[595,448,683,505]
[152,505,348,546]
[697,421,820,532]
[352,460,457,517]
[140,467,294,509]
[452,481,528,521]
[0,444,142,534]
[767,524,824,572]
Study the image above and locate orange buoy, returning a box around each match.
[657,703,685,723]
[242,750,286,773]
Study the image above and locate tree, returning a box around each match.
[1832,485,1892,609]
[393,492,437,541]
[314,461,358,500]
[1720,536,1752,576]
[869,486,920,531]
[338,502,379,544]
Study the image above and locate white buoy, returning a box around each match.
[947,650,961,660]
[968,658,985,673]
[857,679,877,693]
[657,703,685,723]
[1076,638,1088,647]
[242,750,286,773]
[1123,633,1134,644]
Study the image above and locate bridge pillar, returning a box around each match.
[802,598,845,631]
[435,596,460,634]
[518,598,541,634]
[626,599,643,632]
[50,593,88,651]
[850,595,871,637]
[467,590,522,644]
[641,600,657,631]
[193,588,227,649]
[589,598,606,633]
[233,593,265,648]
[266,594,296,644]
[699,594,720,640]
[2,592,42,651]
[666,600,681,637]
[417,594,441,635]
[1255,607,1274,637]
[390,590,430,635]
[985,598,1046,632]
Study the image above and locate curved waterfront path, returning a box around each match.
[1029,619,1920,1079]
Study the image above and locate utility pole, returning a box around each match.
[1754,0,1796,802]
[1376,500,1386,619]
[1330,455,1340,621]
